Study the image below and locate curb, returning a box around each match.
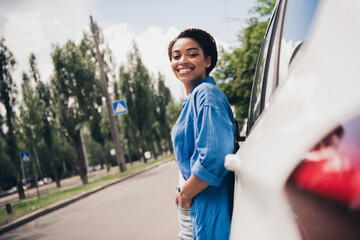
[0,158,174,235]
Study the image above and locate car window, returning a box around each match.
[251,11,276,124]
[263,10,281,110]
[249,4,280,131]
[278,0,320,85]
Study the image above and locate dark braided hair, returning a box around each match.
[168,28,218,76]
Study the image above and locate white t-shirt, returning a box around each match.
[178,170,186,188]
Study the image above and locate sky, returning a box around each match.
[0,0,256,101]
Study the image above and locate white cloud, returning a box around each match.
[103,24,185,101]
[103,23,135,66]
[0,0,90,87]
[135,26,184,100]
[1,0,231,103]
[1,5,185,101]
[3,9,45,82]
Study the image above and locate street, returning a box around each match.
[0,160,179,240]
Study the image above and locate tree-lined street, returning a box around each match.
[0,0,275,235]
[1,160,179,240]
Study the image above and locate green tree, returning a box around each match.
[37,80,61,187]
[214,0,275,125]
[146,78,158,159]
[51,35,102,184]
[89,107,110,172]
[0,37,25,199]
[154,72,172,154]
[0,138,16,191]
[167,100,182,130]
[119,42,156,163]
[28,54,46,181]
[250,0,276,18]
[19,54,60,190]
[88,44,119,171]
[52,133,75,178]
[113,76,139,165]
[19,69,44,197]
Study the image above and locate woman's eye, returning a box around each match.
[172,55,180,60]
[189,53,198,57]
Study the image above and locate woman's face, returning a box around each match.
[170,38,211,94]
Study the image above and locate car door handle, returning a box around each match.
[225,154,241,172]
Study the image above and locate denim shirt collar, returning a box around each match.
[182,76,216,108]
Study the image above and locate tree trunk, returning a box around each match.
[156,139,162,157]
[62,160,68,176]
[73,129,88,184]
[139,131,146,163]
[32,145,43,181]
[164,125,173,154]
[100,144,110,172]
[49,144,61,188]
[146,128,157,160]
[126,140,133,166]
[125,127,133,166]
[6,104,25,199]
[31,153,40,199]
[167,136,173,154]
[43,121,61,187]
[13,140,25,199]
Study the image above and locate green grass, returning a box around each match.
[0,155,173,226]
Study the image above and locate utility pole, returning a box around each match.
[90,16,127,172]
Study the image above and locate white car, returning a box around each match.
[225,0,360,239]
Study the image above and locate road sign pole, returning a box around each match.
[31,154,40,198]
[19,154,26,185]
[90,16,127,172]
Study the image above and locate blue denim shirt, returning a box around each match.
[171,76,235,239]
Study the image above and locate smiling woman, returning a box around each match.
[170,38,211,94]
[168,28,235,240]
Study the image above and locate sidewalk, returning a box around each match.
[0,159,150,207]
[0,157,174,235]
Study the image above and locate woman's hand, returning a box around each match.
[175,191,193,209]
[175,175,209,209]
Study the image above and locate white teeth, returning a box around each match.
[179,69,191,73]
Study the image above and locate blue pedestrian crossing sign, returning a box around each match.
[20,152,31,162]
[112,100,128,115]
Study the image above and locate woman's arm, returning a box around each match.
[175,174,209,209]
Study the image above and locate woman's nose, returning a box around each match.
[179,56,188,65]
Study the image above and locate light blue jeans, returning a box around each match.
[177,187,193,240]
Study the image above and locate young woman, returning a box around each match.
[169,28,235,240]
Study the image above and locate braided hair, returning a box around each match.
[168,28,218,76]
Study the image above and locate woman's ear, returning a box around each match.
[205,56,211,68]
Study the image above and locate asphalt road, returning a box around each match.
[0,160,180,240]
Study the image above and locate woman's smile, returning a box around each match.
[178,68,193,74]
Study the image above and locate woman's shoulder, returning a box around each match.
[192,82,228,110]
[193,81,224,97]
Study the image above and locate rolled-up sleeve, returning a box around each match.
[191,105,235,187]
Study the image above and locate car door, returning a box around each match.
[226,0,323,238]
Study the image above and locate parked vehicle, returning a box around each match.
[0,190,8,197]
[26,177,53,189]
[225,0,360,239]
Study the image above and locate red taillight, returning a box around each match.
[292,158,360,209]
[286,114,360,239]
[290,116,360,209]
